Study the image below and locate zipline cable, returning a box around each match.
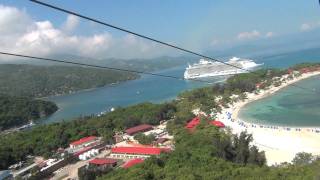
[27,0,319,93]
[0,51,212,84]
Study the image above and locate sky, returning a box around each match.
[0,0,320,60]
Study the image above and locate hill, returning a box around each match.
[0,95,58,130]
[0,64,139,97]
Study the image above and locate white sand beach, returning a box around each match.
[216,71,320,165]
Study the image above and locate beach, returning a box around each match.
[216,71,320,165]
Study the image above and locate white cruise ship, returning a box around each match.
[184,57,263,79]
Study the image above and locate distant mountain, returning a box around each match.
[0,53,199,72]
[99,56,199,72]
[0,64,139,97]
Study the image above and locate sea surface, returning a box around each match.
[43,47,320,125]
[239,75,320,127]
[42,66,212,124]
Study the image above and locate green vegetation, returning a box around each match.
[0,95,57,130]
[0,64,139,97]
[100,125,320,180]
[134,133,156,145]
[78,164,112,180]
[0,102,176,169]
[291,62,320,70]
[292,152,314,166]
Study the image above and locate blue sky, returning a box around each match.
[1,0,320,59]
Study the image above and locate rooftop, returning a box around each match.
[89,158,117,165]
[185,117,200,129]
[125,124,153,135]
[111,146,168,155]
[210,120,225,128]
[70,136,97,146]
[73,146,93,156]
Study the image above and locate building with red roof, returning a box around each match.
[111,146,169,159]
[185,117,200,129]
[89,158,117,167]
[69,136,97,149]
[73,146,94,156]
[88,158,117,171]
[122,158,144,168]
[125,124,153,135]
[210,120,225,128]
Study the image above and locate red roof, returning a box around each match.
[210,120,225,128]
[125,124,153,135]
[122,158,144,168]
[70,136,97,146]
[89,158,117,165]
[185,117,200,129]
[73,146,93,156]
[111,147,167,155]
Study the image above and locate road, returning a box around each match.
[51,149,110,180]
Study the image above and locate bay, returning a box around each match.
[42,65,211,124]
[239,75,320,127]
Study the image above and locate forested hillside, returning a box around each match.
[0,102,175,169]
[0,95,58,130]
[0,64,139,97]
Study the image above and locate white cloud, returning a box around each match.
[237,30,261,40]
[0,5,31,35]
[0,5,174,61]
[300,21,320,32]
[265,32,274,38]
[62,15,79,32]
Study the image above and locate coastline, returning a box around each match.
[216,71,320,165]
[41,77,139,100]
[233,71,320,123]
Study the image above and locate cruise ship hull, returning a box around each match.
[184,57,263,80]
[184,68,254,79]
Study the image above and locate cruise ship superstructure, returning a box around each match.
[184,57,263,79]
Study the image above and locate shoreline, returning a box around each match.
[233,70,320,128]
[41,78,138,100]
[216,71,320,165]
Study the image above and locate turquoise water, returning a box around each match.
[239,75,320,127]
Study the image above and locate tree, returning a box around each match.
[292,152,313,165]
[247,146,266,166]
[78,165,96,180]
[233,131,253,164]
[134,133,156,145]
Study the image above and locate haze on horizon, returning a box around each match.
[0,0,320,62]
